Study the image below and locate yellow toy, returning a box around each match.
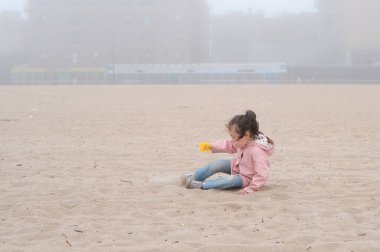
[199,142,211,153]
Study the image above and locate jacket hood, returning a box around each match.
[246,133,274,155]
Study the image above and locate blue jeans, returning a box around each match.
[194,159,243,190]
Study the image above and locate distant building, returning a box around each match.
[0,11,24,53]
[0,11,25,84]
[210,11,321,65]
[318,0,380,65]
[25,0,210,67]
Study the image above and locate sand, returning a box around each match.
[0,84,379,251]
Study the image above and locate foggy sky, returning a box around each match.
[0,0,317,16]
[208,0,317,15]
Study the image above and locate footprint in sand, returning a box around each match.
[149,174,184,186]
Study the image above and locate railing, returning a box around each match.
[3,79,380,85]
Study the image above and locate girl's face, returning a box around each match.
[228,125,253,149]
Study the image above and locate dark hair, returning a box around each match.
[227,110,260,139]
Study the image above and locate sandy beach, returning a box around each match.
[0,84,379,251]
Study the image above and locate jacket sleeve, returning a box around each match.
[210,139,238,154]
[243,149,269,193]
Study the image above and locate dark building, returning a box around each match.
[210,11,321,65]
[317,0,380,66]
[0,11,24,53]
[25,0,210,67]
[0,11,25,84]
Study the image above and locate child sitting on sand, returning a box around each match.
[182,110,274,194]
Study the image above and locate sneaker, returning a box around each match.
[181,173,194,185]
[185,179,204,189]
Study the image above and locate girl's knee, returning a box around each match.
[209,159,229,170]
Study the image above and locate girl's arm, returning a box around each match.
[210,139,238,154]
[241,150,269,193]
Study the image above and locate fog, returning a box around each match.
[1,0,380,84]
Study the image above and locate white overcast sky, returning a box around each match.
[208,0,317,15]
[0,0,317,16]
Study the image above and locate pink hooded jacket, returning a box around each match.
[210,134,275,193]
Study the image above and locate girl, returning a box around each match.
[183,110,274,194]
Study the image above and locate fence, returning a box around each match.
[3,64,380,85]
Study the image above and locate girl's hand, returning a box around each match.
[199,142,211,153]
[240,189,249,195]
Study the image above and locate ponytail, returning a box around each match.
[245,110,256,121]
